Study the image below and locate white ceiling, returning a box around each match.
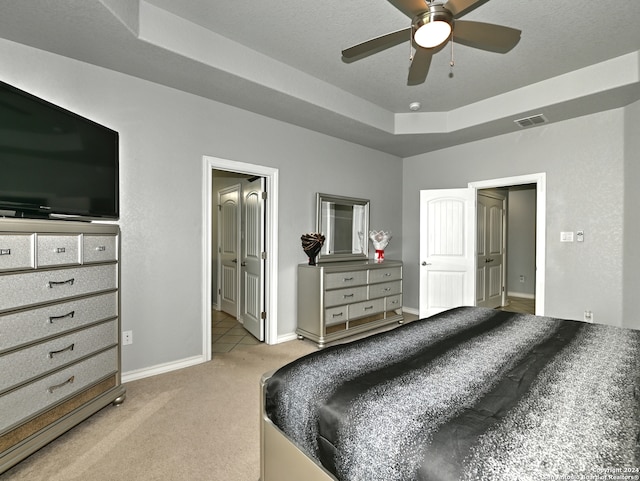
[1,0,639,157]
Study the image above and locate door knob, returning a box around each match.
[421,261,431,266]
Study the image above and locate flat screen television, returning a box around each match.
[0,80,119,220]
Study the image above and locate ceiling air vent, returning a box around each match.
[514,114,548,128]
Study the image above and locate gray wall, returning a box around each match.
[506,189,537,297]
[403,108,629,327]
[0,39,403,374]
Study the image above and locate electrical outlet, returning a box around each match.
[583,310,593,323]
[519,275,525,283]
[122,330,133,345]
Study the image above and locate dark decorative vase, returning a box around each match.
[301,233,325,266]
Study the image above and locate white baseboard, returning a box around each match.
[121,354,206,383]
[276,332,299,344]
[403,306,419,316]
[507,291,535,299]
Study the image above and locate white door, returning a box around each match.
[476,192,506,309]
[419,188,475,318]
[240,178,265,341]
[219,185,241,318]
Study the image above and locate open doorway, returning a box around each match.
[470,173,545,316]
[477,185,537,314]
[212,173,266,351]
[202,156,279,361]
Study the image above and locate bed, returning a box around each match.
[260,306,640,481]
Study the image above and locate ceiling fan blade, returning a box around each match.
[407,47,433,86]
[443,0,485,17]
[453,21,521,53]
[387,0,430,19]
[342,28,411,61]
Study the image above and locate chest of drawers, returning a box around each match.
[297,260,403,348]
[0,218,125,473]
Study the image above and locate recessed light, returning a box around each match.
[409,102,421,111]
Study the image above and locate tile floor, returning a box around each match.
[212,309,261,353]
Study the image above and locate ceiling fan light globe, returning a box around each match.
[414,21,452,48]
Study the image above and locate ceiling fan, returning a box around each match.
[342,0,521,85]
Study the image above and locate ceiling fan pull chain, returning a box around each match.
[449,37,455,77]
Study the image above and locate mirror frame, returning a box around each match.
[316,193,370,263]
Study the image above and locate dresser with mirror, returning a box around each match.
[297,193,403,348]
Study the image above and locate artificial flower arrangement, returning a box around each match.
[369,230,391,263]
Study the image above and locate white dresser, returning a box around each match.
[0,218,125,473]
[297,260,403,347]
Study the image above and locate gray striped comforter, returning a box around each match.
[265,307,640,481]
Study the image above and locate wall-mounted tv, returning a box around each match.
[0,80,119,220]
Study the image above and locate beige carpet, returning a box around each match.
[0,340,316,481]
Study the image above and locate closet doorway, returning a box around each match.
[202,156,279,361]
[477,185,537,313]
[471,174,544,315]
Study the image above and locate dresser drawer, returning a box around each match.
[0,264,117,313]
[386,294,403,311]
[324,270,367,290]
[369,267,402,284]
[324,286,367,308]
[325,305,348,326]
[0,292,118,353]
[37,235,81,267]
[0,347,117,433]
[369,280,402,299]
[349,298,384,320]
[0,320,117,393]
[83,234,118,264]
[0,234,35,271]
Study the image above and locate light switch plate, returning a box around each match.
[560,231,574,242]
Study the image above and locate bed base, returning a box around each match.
[260,371,337,481]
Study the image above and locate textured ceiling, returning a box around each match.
[0,0,639,156]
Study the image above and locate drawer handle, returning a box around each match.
[49,343,75,358]
[0,248,10,256]
[49,311,76,324]
[96,246,106,252]
[364,305,374,310]
[55,247,66,254]
[343,293,354,298]
[384,273,392,277]
[390,300,399,305]
[332,312,344,318]
[48,375,75,393]
[48,278,75,288]
[342,277,354,282]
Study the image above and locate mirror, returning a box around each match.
[316,193,369,262]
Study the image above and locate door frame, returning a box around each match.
[469,173,546,316]
[203,156,279,360]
